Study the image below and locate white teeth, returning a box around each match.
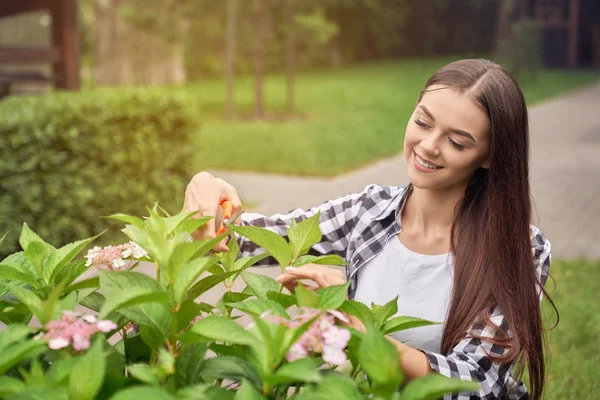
[416,155,441,169]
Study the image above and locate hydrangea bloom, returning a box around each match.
[258,307,351,365]
[84,241,148,271]
[44,311,117,351]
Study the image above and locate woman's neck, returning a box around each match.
[401,184,465,235]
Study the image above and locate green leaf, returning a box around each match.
[98,271,168,319]
[165,241,207,283]
[226,298,288,318]
[19,223,54,277]
[173,257,219,305]
[382,316,439,335]
[176,300,202,332]
[158,348,175,374]
[188,270,238,300]
[0,324,35,352]
[177,384,234,400]
[266,357,321,385]
[374,296,399,328]
[127,364,159,385]
[6,285,43,320]
[265,291,296,309]
[0,376,26,397]
[241,271,281,299]
[54,260,88,286]
[180,217,213,236]
[0,231,8,247]
[40,281,66,324]
[163,211,200,236]
[401,373,480,400]
[63,277,100,296]
[140,325,165,350]
[110,387,174,400]
[68,338,106,400]
[316,282,350,310]
[232,253,269,272]
[229,225,291,268]
[47,355,78,385]
[191,232,230,258]
[294,254,347,267]
[220,236,240,272]
[293,374,363,400]
[121,224,170,268]
[124,334,152,363]
[197,356,262,388]
[46,233,102,284]
[190,315,257,347]
[176,343,208,386]
[287,213,322,261]
[79,291,105,312]
[106,213,145,229]
[0,340,46,375]
[339,300,376,325]
[235,379,265,400]
[0,263,38,286]
[359,326,403,395]
[294,283,319,308]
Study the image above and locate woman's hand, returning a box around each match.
[276,264,366,333]
[183,172,242,252]
[275,264,346,292]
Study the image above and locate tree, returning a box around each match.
[225,0,238,119]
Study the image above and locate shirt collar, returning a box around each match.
[373,184,412,222]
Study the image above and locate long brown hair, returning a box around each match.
[418,59,557,400]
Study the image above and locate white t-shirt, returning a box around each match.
[353,236,453,353]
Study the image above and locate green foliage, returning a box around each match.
[0,90,196,255]
[0,207,480,399]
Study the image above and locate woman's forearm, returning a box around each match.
[385,336,432,382]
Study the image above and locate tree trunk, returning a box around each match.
[92,0,186,86]
[494,0,517,55]
[225,0,238,120]
[253,0,267,118]
[284,0,295,114]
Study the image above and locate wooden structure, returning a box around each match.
[0,0,80,96]
[523,0,600,68]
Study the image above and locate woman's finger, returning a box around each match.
[284,265,344,288]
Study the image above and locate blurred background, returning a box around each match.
[0,1,599,398]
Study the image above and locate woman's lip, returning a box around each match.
[414,151,443,168]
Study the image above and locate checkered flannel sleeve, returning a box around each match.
[235,185,376,267]
[422,230,551,400]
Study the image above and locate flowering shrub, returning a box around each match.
[0,207,478,399]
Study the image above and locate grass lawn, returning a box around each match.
[533,259,600,399]
[171,56,600,176]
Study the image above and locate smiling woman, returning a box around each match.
[184,59,558,400]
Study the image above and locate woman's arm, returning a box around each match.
[233,185,377,267]
[385,336,432,383]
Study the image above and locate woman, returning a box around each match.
[183,59,556,399]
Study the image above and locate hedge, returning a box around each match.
[0,89,197,255]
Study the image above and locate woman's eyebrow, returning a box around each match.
[418,105,476,142]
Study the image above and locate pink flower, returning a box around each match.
[286,342,308,362]
[43,311,117,351]
[84,242,147,270]
[322,325,351,349]
[322,346,347,365]
[97,320,118,332]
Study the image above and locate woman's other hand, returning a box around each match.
[183,172,242,251]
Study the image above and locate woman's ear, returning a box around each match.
[480,157,490,169]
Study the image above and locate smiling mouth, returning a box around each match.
[414,152,443,169]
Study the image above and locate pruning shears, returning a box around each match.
[215,198,243,235]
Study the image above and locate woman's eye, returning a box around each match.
[448,137,465,150]
[415,119,430,128]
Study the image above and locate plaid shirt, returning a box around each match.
[238,184,552,400]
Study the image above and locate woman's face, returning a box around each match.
[404,85,491,192]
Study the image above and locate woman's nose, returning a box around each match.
[419,131,441,156]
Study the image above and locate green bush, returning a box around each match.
[0,89,196,255]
